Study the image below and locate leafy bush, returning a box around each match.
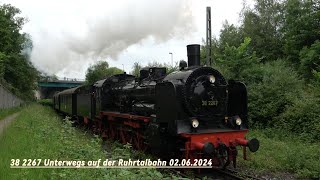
[248,60,304,127]
[247,59,320,142]
[276,89,320,141]
[209,36,320,142]
[299,40,320,80]
[38,99,53,106]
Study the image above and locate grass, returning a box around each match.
[0,106,22,120]
[238,128,320,179]
[0,104,180,180]
[3,103,318,179]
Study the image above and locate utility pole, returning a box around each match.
[206,7,212,66]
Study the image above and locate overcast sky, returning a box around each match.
[2,0,253,79]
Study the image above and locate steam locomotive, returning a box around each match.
[53,44,259,168]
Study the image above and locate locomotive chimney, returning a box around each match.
[187,44,200,67]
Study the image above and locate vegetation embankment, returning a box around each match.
[210,39,320,177]
[200,0,320,142]
[37,99,53,107]
[239,129,320,179]
[0,106,22,120]
[197,0,320,178]
[0,104,179,179]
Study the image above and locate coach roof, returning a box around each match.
[58,86,82,95]
[93,74,136,88]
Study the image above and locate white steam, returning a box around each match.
[30,0,195,76]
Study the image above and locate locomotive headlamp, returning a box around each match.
[208,75,216,83]
[191,119,199,128]
[235,117,242,126]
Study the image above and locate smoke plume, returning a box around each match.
[30,0,195,76]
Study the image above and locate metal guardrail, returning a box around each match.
[39,77,85,83]
[58,77,85,82]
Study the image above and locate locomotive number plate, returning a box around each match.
[202,100,218,106]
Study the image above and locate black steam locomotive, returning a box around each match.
[53,44,259,168]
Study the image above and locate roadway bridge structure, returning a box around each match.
[37,78,84,99]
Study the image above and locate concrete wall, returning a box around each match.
[0,84,23,109]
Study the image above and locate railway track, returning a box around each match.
[168,167,265,180]
[213,168,262,180]
[198,168,265,180]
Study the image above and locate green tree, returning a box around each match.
[0,4,39,100]
[0,4,26,54]
[219,21,244,51]
[241,0,284,61]
[85,61,123,84]
[0,52,7,78]
[146,61,178,74]
[299,40,320,80]
[165,62,179,74]
[202,0,285,66]
[200,37,220,66]
[215,37,262,83]
[131,62,142,77]
[146,61,164,68]
[283,0,320,64]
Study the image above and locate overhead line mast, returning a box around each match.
[206,6,212,66]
